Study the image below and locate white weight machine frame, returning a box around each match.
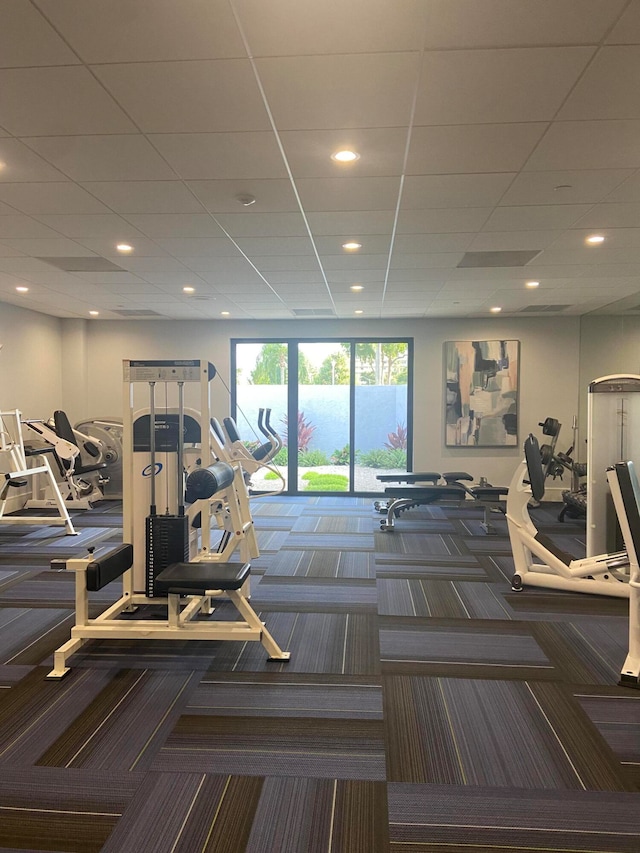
[506,433,629,598]
[607,461,640,689]
[0,409,77,535]
[46,359,290,679]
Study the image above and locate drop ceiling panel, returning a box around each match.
[573,203,640,229]
[120,214,226,240]
[419,0,625,49]
[606,3,640,43]
[213,212,309,238]
[233,237,317,256]
[24,135,178,181]
[482,204,591,231]
[389,253,464,270]
[315,235,391,254]
[0,67,137,136]
[406,124,547,174]
[187,180,299,213]
[155,238,248,258]
[35,0,246,63]
[94,60,270,134]
[0,182,111,215]
[1,1,81,67]
[401,173,516,209]
[255,53,420,130]
[524,120,640,171]
[326,269,386,283]
[235,0,429,55]
[558,47,640,121]
[0,216,60,239]
[396,208,492,234]
[0,139,69,182]
[499,169,635,205]
[392,233,473,253]
[467,230,561,252]
[296,177,400,211]
[307,211,395,236]
[414,48,593,126]
[0,238,98,257]
[149,133,288,180]
[248,255,321,272]
[81,181,206,214]
[604,171,640,202]
[34,213,150,241]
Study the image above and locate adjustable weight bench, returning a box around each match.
[47,543,290,679]
[375,470,508,533]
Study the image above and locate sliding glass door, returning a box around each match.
[232,338,411,495]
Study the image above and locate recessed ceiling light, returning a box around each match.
[354,309,364,315]
[342,242,362,251]
[525,280,539,288]
[116,243,133,253]
[586,234,605,244]
[331,149,359,163]
[221,311,230,316]
[15,285,29,293]
[490,306,502,313]
[350,284,364,292]
[89,310,99,316]
[183,286,195,293]
[0,161,6,171]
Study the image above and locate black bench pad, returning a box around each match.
[377,471,441,484]
[155,561,250,595]
[470,486,508,501]
[383,484,467,501]
[86,543,134,592]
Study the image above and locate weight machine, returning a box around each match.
[47,359,290,679]
[506,433,629,598]
[0,409,77,535]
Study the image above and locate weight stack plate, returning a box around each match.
[145,514,189,598]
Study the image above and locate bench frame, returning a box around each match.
[47,544,290,679]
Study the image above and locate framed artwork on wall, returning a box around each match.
[445,339,519,447]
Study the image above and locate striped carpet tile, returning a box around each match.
[388,783,640,852]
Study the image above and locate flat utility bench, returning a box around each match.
[47,543,290,679]
[375,471,508,533]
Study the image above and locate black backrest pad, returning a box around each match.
[613,461,640,565]
[53,410,78,446]
[86,543,134,592]
[524,434,545,502]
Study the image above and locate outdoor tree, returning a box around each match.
[343,342,408,385]
[249,343,313,384]
[314,351,350,385]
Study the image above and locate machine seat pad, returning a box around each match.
[384,484,466,501]
[470,486,508,501]
[442,471,474,483]
[535,532,576,568]
[377,471,440,484]
[155,561,250,595]
[86,543,134,592]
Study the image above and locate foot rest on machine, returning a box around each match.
[154,561,250,596]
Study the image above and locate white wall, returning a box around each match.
[0,303,62,417]
[68,314,581,494]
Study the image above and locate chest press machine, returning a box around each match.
[46,359,290,680]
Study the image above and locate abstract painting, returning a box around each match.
[445,340,519,446]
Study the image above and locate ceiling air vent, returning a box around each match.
[519,304,571,313]
[37,257,126,272]
[111,309,166,317]
[457,250,541,268]
[291,308,336,317]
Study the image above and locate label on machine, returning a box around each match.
[124,360,210,383]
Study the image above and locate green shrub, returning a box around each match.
[298,449,330,466]
[273,447,288,465]
[330,444,350,465]
[358,448,407,469]
[263,471,280,480]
